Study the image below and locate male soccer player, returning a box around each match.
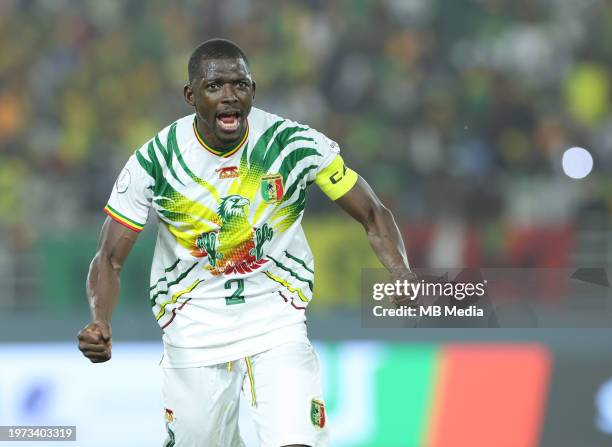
[78,39,414,447]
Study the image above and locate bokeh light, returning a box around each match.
[562,147,593,179]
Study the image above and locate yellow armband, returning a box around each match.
[315,155,358,200]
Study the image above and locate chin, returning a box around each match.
[216,127,243,143]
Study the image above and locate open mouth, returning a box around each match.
[216,111,242,133]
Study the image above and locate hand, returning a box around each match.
[78,321,112,363]
[390,270,418,306]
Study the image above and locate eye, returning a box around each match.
[206,82,221,90]
[236,80,249,89]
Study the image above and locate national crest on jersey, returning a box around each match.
[261,174,284,203]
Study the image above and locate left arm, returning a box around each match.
[335,176,413,280]
[312,147,416,303]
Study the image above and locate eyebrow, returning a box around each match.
[202,76,251,84]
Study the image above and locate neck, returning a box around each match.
[194,116,245,152]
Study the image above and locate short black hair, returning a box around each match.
[188,38,249,83]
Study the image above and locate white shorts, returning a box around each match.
[162,341,329,447]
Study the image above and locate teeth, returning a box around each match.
[217,116,240,132]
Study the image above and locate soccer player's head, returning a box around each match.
[184,38,255,148]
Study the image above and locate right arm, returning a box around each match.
[77,217,139,363]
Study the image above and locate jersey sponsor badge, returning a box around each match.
[216,166,240,179]
[261,173,284,203]
[116,168,131,194]
[165,408,174,422]
[310,398,326,428]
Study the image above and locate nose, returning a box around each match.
[221,83,238,104]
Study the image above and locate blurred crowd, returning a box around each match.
[2,0,612,285]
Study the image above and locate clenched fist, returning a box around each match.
[78,321,112,363]
[390,270,419,306]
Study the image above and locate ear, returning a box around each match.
[184,83,195,107]
[251,80,256,101]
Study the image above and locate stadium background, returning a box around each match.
[2,0,612,445]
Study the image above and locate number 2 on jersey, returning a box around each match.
[224,279,245,305]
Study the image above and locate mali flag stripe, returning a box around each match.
[104,204,145,232]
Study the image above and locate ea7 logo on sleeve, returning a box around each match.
[310,398,326,428]
[116,168,131,193]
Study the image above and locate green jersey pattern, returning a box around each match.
[105,108,341,366]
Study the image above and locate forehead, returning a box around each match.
[198,58,251,81]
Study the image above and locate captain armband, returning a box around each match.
[315,155,358,200]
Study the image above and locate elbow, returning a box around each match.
[109,255,125,273]
[87,249,123,294]
[365,200,391,231]
[95,248,124,274]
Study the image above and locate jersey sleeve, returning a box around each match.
[104,151,153,232]
[311,132,358,201]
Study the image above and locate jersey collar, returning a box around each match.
[192,118,249,158]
